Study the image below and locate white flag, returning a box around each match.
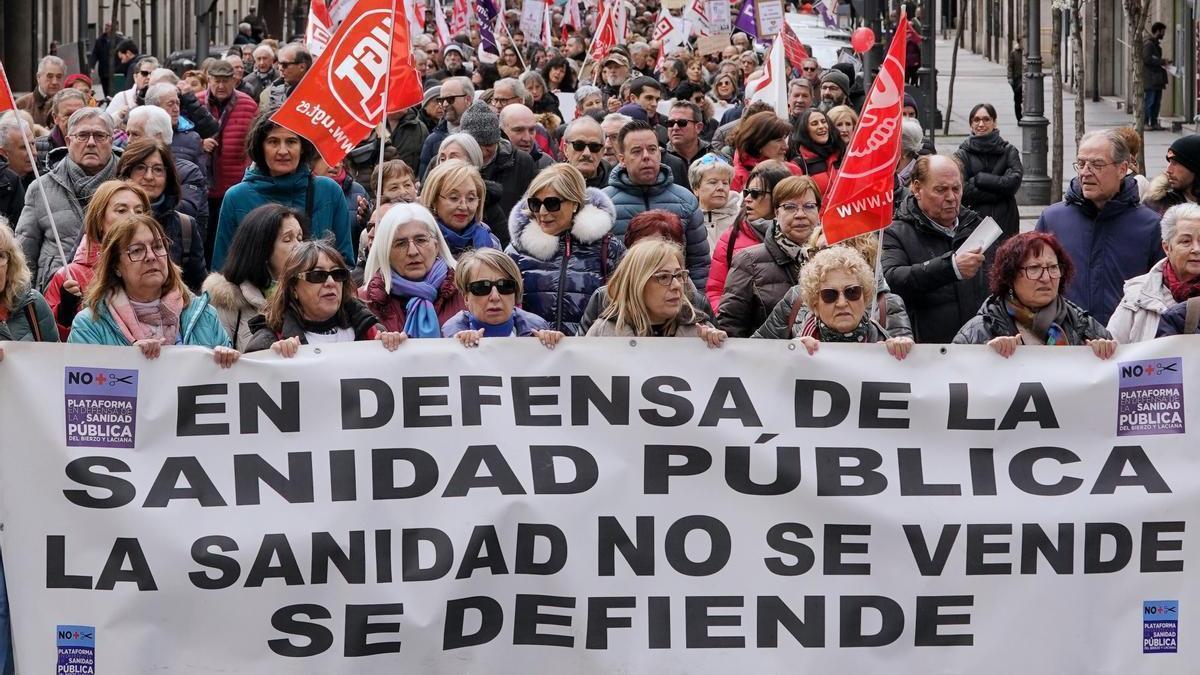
[745,38,788,118]
[653,8,687,50]
[304,0,335,58]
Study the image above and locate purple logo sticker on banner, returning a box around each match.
[1116,357,1185,437]
[56,624,96,673]
[1143,600,1179,653]
[64,366,139,449]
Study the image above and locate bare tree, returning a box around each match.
[943,0,970,134]
[1050,1,1064,201]
[1124,0,1150,170]
[1069,0,1085,147]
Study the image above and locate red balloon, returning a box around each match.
[851,27,875,53]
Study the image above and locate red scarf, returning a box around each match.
[1163,261,1200,303]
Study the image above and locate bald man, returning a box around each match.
[500,104,553,170]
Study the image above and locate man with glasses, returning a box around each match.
[665,101,711,181]
[561,117,610,190]
[882,154,990,344]
[16,108,120,288]
[261,44,311,109]
[800,58,822,89]
[34,89,87,171]
[418,77,475,177]
[107,56,159,120]
[1035,129,1164,325]
[15,56,65,127]
[243,45,281,101]
[490,78,529,113]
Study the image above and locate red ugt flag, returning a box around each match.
[588,3,618,64]
[820,12,909,245]
[272,0,423,166]
[0,61,18,113]
[780,23,809,73]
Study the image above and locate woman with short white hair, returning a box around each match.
[689,154,741,252]
[1108,202,1200,342]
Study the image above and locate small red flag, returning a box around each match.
[820,12,909,245]
[780,23,809,73]
[272,0,423,166]
[0,61,18,113]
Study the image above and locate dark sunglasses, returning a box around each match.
[568,140,604,153]
[664,119,697,128]
[819,285,864,304]
[298,268,351,284]
[528,196,569,213]
[743,188,769,200]
[467,278,518,296]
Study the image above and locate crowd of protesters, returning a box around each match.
[1,8,1200,671]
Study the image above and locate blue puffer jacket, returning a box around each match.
[67,292,231,348]
[506,187,625,336]
[171,117,206,172]
[441,307,550,336]
[212,165,354,270]
[1034,176,1165,326]
[603,164,711,289]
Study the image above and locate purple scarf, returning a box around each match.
[389,258,448,338]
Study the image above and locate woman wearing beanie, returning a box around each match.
[419,159,501,258]
[790,109,844,198]
[954,103,1023,241]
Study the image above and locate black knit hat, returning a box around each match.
[1168,135,1200,178]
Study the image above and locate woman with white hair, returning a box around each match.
[359,202,466,337]
[436,133,484,168]
[690,154,741,252]
[573,85,604,118]
[1108,202,1200,342]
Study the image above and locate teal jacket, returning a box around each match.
[211,165,354,270]
[0,286,58,342]
[67,293,232,348]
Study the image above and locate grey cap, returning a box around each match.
[459,100,500,146]
[819,69,850,95]
[206,59,235,78]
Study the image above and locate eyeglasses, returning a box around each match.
[970,116,993,124]
[567,140,604,153]
[778,201,820,214]
[1019,263,1063,280]
[440,193,478,206]
[664,119,697,128]
[1073,159,1112,172]
[298,268,351,283]
[492,95,518,107]
[438,94,467,105]
[818,285,864,304]
[125,240,168,262]
[466,278,519,296]
[744,188,769,200]
[277,61,297,67]
[137,70,154,77]
[132,163,166,177]
[528,196,569,212]
[71,131,112,143]
[651,270,688,286]
[393,235,434,250]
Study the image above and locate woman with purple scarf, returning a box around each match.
[360,203,466,337]
[418,159,501,258]
[441,248,564,348]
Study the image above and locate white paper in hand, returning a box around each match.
[957,216,1003,256]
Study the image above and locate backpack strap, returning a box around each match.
[599,234,610,281]
[178,212,194,258]
[24,303,43,342]
[785,292,807,339]
[1185,297,1200,335]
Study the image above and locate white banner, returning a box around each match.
[0,338,1196,673]
[519,0,546,42]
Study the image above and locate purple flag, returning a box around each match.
[816,0,838,28]
[475,0,500,60]
[735,0,757,39]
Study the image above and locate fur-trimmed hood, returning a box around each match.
[201,273,267,314]
[508,187,616,261]
[1144,174,1175,206]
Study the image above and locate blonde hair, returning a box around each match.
[826,105,859,131]
[598,239,698,336]
[420,159,486,224]
[806,227,880,270]
[799,245,877,310]
[84,214,192,313]
[364,202,457,294]
[0,223,31,312]
[518,163,588,221]
[454,248,524,300]
[83,181,150,245]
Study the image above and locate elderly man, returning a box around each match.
[16,108,120,287]
[604,119,710,287]
[15,56,65,127]
[144,83,206,171]
[665,101,711,179]
[500,104,553,170]
[432,43,470,80]
[196,59,257,265]
[418,77,474,177]
[600,112,631,168]
[458,102,534,247]
[1035,130,1164,325]
[599,54,631,103]
[243,45,280,101]
[490,77,530,112]
[234,21,256,45]
[34,89,87,170]
[562,116,610,190]
[261,44,310,109]
[882,155,990,344]
[125,106,210,236]
[789,79,814,120]
[801,57,822,88]
[0,114,34,224]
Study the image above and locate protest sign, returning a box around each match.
[0,338,1195,673]
[520,0,546,41]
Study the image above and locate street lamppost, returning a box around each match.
[1018,0,1050,204]
[914,0,940,136]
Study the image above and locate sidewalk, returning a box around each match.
[932,36,1184,224]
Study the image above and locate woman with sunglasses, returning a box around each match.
[360,203,465,338]
[419,159,502,257]
[707,160,795,311]
[718,176,821,337]
[953,232,1117,359]
[712,72,742,106]
[586,239,725,346]
[67,214,239,367]
[246,240,406,356]
[506,164,623,336]
[204,204,305,350]
[954,102,1023,241]
[790,109,844,198]
[788,246,914,361]
[442,248,564,347]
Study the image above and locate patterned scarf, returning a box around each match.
[468,313,516,337]
[438,219,494,255]
[1005,295,1069,345]
[1163,261,1200,303]
[63,155,118,204]
[389,258,448,338]
[772,224,808,267]
[798,314,876,342]
[106,288,186,344]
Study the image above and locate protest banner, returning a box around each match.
[519,0,546,42]
[0,338,1195,673]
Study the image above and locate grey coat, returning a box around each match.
[752,285,913,340]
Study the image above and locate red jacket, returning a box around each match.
[43,235,100,340]
[199,89,258,199]
[706,219,766,310]
[730,150,803,193]
[359,271,466,333]
[793,146,841,198]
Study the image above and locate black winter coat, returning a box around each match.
[152,195,207,291]
[952,294,1111,344]
[716,231,802,338]
[480,140,536,246]
[0,160,24,228]
[1143,37,1168,91]
[882,194,989,344]
[955,130,1023,238]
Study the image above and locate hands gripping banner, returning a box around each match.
[0,338,1196,673]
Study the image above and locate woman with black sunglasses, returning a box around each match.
[359,203,466,338]
[506,164,624,336]
[245,239,406,355]
[442,248,564,347]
